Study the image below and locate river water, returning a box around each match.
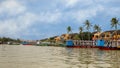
[0,45,120,68]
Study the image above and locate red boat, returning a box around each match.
[98,46,118,50]
[67,45,98,48]
[66,40,120,50]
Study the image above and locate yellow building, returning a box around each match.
[62,34,70,40]
[92,30,120,41]
[54,34,71,42]
[92,32,102,40]
[54,37,61,42]
[100,30,120,40]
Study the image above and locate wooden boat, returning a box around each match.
[66,44,98,48]
[21,42,33,45]
[99,46,118,50]
[66,40,96,48]
[66,40,120,50]
[117,46,120,50]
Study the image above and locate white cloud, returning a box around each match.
[105,7,120,16]
[38,11,62,24]
[62,0,95,8]
[0,12,44,39]
[65,0,79,7]
[0,0,36,38]
[0,0,120,39]
[0,0,26,16]
[74,5,104,23]
[0,0,63,39]
[96,0,120,3]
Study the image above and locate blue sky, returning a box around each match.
[0,0,120,40]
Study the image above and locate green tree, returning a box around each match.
[79,26,83,40]
[16,39,21,43]
[81,32,93,40]
[73,34,80,40]
[111,17,120,40]
[93,24,101,32]
[111,17,119,30]
[84,20,92,40]
[67,26,72,34]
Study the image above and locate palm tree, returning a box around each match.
[67,26,72,34]
[111,17,120,40]
[84,20,92,40]
[79,26,83,40]
[111,17,119,30]
[93,24,101,32]
[67,26,72,39]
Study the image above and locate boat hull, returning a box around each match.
[66,40,120,50]
[99,47,118,50]
[66,45,120,50]
[66,45,98,48]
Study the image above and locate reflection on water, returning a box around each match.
[0,45,120,68]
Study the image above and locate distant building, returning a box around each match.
[21,40,37,45]
[92,32,102,40]
[93,30,120,40]
[54,34,71,43]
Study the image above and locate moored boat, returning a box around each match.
[66,39,120,50]
[66,40,98,48]
[99,46,118,50]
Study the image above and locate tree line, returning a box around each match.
[0,37,21,44]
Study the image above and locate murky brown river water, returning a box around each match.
[0,45,120,68]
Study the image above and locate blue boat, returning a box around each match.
[66,39,119,50]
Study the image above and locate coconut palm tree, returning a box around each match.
[84,20,92,40]
[67,26,72,34]
[111,17,119,30]
[67,26,72,39]
[79,26,83,40]
[93,24,101,32]
[111,17,120,40]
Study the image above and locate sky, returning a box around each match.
[0,0,120,40]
